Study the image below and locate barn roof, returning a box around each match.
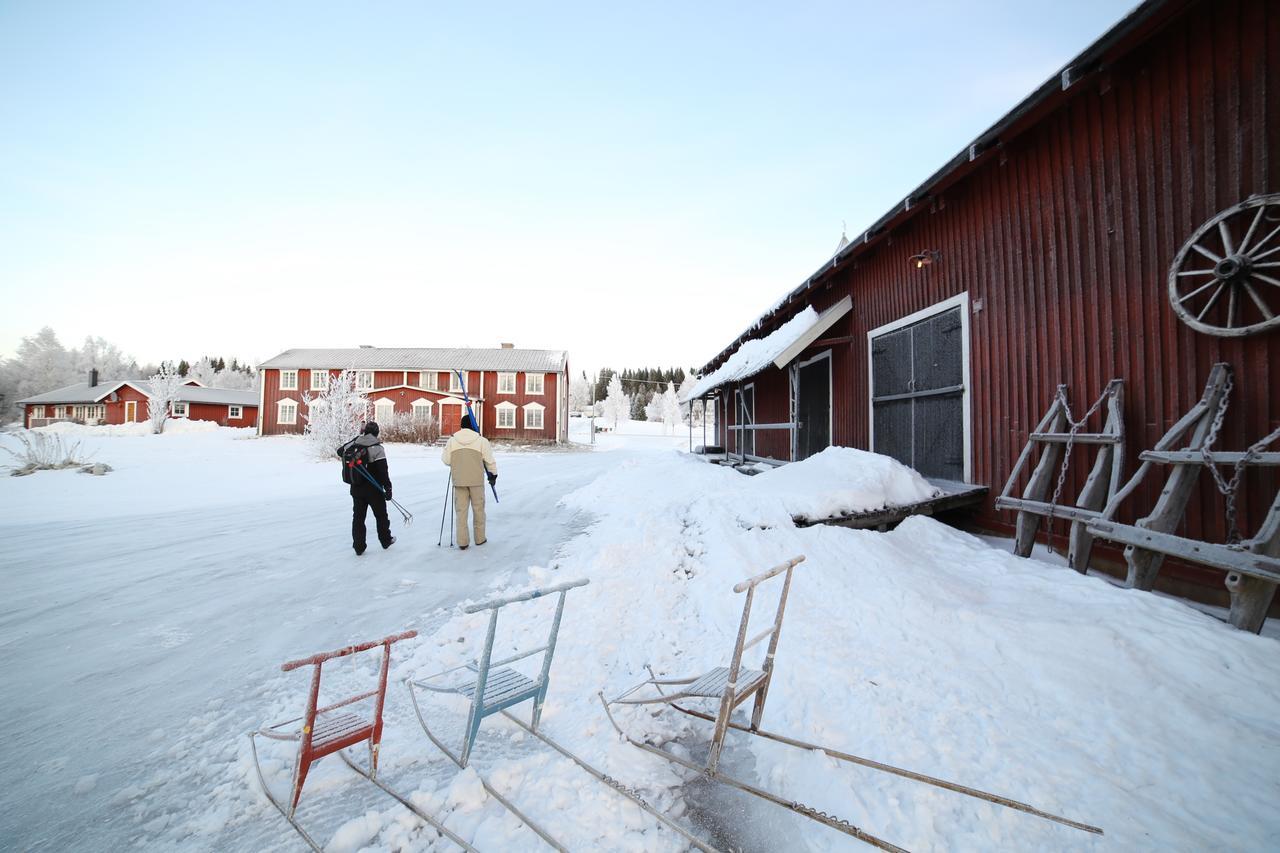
[696,0,1178,376]
[175,386,258,405]
[259,347,568,373]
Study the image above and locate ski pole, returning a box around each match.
[352,464,413,524]
[437,471,452,546]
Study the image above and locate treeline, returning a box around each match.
[592,367,687,419]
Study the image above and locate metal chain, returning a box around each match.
[1197,366,1280,548]
[1044,380,1120,554]
[600,773,654,810]
[788,800,861,834]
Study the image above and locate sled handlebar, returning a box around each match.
[733,555,805,593]
[281,629,418,671]
[464,578,590,613]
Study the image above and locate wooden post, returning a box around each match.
[1014,407,1067,556]
[1067,384,1125,573]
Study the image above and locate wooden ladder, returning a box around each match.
[996,379,1125,573]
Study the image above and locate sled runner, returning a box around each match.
[407,578,719,853]
[248,630,475,852]
[601,555,1103,851]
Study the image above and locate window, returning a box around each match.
[310,370,328,391]
[420,371,438,391]
[411,399,433,421]
[357,371,374,391]
[33,405,45,419]
[496,402,516,429]
[525,373,544,394]
[229,405,243,419]
[374,398,396,421]
[277,399,297,424]
[497,372,516,394]
[172,401,189,417]
[280,370,298,391]
[449,371,464,393]
[523,402,545,430]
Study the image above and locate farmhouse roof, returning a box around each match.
[17,380,145,405]
[696,0,1176,375]
[259,347,568,373]
[175,386,259,405]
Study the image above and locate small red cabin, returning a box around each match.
[19,372,258,429]
[256,346,569,443]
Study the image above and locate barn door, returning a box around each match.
[440,403,461,435]
[870,305,966,481]
[795,353,831,461]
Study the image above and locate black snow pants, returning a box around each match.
[352,494,392,550]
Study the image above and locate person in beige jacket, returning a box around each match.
[441,413,498,549]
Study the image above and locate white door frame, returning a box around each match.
[124,400,137,423]
[792,349,833,462]
[866,292,972,483]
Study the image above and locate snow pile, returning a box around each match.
[682,306,818,401]
[33,418,228,437]
[752,445,940,520]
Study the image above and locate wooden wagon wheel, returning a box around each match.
[1168,193,1280,337]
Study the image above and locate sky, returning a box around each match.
[0,1,1138,377]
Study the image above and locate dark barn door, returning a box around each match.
[796,355,831,461]
[871,306,965,481]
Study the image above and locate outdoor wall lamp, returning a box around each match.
[910,250,941,269]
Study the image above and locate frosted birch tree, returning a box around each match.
[145,362,184,434]
[661,381,682,434]
[302,369,369,460]
[602,374,629,429]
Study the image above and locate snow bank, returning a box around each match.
[32,418,233,437]
[751,445,940,519]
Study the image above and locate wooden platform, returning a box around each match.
[795,479,989,531]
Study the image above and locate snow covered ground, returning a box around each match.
[2,420,1278,852]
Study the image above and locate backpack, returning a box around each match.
[338,439,370,485]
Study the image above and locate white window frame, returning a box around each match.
[420,371,438,391]
[448,371,464,393]
[411,398,434,421]
[277,398,298,425]
[495,401,517,429]
[356,371,374,391]
[172,401,189,418]
[229,404,243,419]
[310,370,328,391]
[33,405,45,419]
[280,370,298,391]
[523,401,545,430]
[373,398,396,421]
[866,291,972,483]
[497,372,516,394]
[525,373,545,395]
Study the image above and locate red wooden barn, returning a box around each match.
[256,346,569,442]
[685,0,1279,612]
[19,371,258,428]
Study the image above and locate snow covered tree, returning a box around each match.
[601,374,629,429]
[569,373,593,414]
[145,362,184,434]
[644,389,664,422]
[302,369,369,460]
[661,381,682,433]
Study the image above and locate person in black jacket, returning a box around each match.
[348,421,395,555]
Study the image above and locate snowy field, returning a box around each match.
[1,419,1278,852]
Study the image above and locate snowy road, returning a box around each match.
[0,435,617,852]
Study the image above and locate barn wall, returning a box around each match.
[185,403,258,428]
[709,0,1279,595]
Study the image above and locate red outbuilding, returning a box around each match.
[19,371,259,429]
[256,346,569,443]
[685,0,1279,617]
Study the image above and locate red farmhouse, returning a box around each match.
[256,346,569,442]
[19,370,259,428]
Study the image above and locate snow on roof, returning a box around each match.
[17,380,143,405]
[258,347,568,373]
[681,306,819,402]
[175,386,259,406]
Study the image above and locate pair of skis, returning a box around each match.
[452,369,499,503]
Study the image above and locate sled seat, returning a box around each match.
[311,710,374,753]
[607,555,805,774]
[408,578,590,768]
